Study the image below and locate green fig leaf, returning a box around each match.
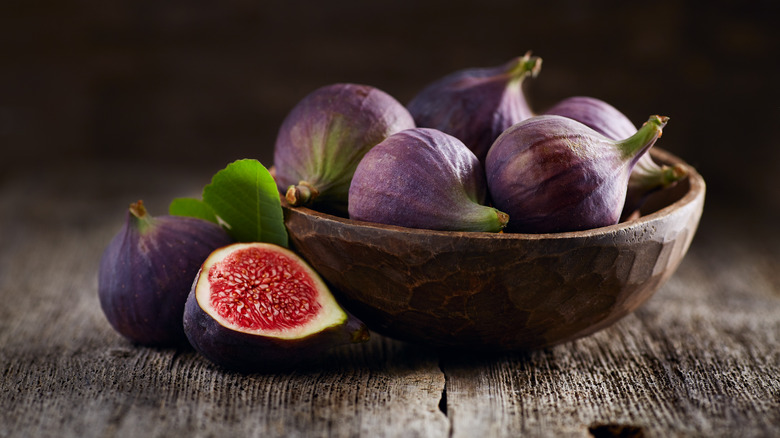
[168,197,219,223]
[201,159,288,247]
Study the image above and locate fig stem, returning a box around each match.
[128,200,153,232]
[618,115,669,163]
[663,163,688,187]
[471,208,509,233]
[285,181,320,206]
[505,52,542,81]
[631,159,687,191]
[495,210,510,230]
[129,200,147,218]
[351,325,371,343]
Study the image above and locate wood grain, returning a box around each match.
[442,238,780,437]
[281,149,704,351]
[1,163,778,437]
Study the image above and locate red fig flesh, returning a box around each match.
[183,242,369,372]
[544,96,687,218]
[407,53,542,164]
[273,83,415,213]
[348,128,509,232]
[485,115,668,233]
[98,200,233,346]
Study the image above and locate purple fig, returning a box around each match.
[543,96,637,140]
[183,242,369,372]
[273,83,415,213]
[98,200,234,346]
[544,96,687,218]
[485,115,669,233]
[348,128,509,232]
[407,53,542,164]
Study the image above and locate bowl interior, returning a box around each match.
[282,148,706,350]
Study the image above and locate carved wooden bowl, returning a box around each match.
[282,148,705,351]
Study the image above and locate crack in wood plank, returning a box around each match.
[1,164,778,437]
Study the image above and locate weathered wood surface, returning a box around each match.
[1,163,778,438]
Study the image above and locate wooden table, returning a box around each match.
[1,162,778,437]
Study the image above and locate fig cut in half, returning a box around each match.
[183,242,369,372]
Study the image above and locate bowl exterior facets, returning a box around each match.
[282,148,705,351]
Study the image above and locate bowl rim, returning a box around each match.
[282,147,705,241]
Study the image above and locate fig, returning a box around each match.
[348,128,509,232]
[273,83,416,213]
[98,200,233,346]
[407,53,542,164]
[543,95,637,140]
[183,242,370,372]
[544,96,687,218]
[485,114,669,233]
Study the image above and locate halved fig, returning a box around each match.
[183,242,369,372]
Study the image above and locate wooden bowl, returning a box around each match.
[282,148,705,351]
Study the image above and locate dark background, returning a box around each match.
[1,0,778,241]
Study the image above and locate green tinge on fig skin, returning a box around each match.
[288,115,356,205]
[281,115,355,208]
[273,84,416,211]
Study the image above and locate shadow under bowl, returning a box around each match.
[282,148,706,351]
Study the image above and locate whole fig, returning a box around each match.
[485,115,668,233]
[543,96,636,140]
[183,242,369,372]
[98,200,233,346]
[544,96,687,218]
[348,128,508,232]
[273,83,415,213]
[407,53,542,164]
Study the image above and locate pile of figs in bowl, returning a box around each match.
[275,53,706,351]
[96,53,705,372]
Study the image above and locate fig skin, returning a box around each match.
[543,96,637,140]
[407,53,542,164]
[273,83,415,214]
[485,114,668,233]
[98,200,234,346]
[348,128,509,232]
[183,242,370,373]
[544,96,687,218]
